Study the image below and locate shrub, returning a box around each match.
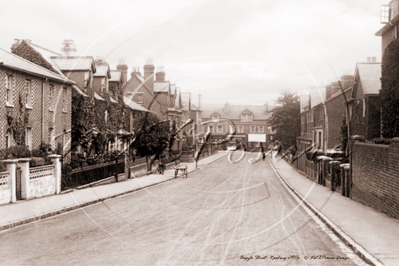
[3,145,31,159]
[381,38,399,138]
[30,157,46,167]
[31,149,44,157]
[370,137,391,145]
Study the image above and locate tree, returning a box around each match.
[131,113,170,162]
[269,91,301,149]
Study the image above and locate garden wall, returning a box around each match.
[352,138,399,219]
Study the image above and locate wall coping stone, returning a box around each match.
[1,159,19,164]
[18,158,31,162]
[354,142,389,149]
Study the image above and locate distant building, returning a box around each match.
[201,103,276,148]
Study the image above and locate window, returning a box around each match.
[318,132,322,148]
[62,88,67,112]
[237,125,244,133]
[26,128,32,150]
[381,5,390,23]
[137,93,144,103]
[208,125,214,133]
[363,98,366,117]
[101,78,105,93]
[258,126,264,133]
[84,71,90,87]
[126,92,133,99]
[270,136,273,141]
[217,125,223,133]
[25,80,32,107]
[105,110,108,123]
[250,125,256,133]
[6,75,13,106]
[48,128,53,148]
[212,114,219,120]
[241,114,253,122]
[49,85,54,110]
[6,129,12,148]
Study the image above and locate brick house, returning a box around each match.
[347,63,381,140]
[122,61,164,118]
[201,103,275,148]
[375,0,399,56]
[0,48,74,152]
[298,76,353,153]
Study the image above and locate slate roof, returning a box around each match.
[110,96,118,103]
[154,82,169,93]
[201,103,274,120]
[94,63,111,78]
[0,48,75,85]
[124,96,149,112]
[51,56,96,72]
[109,70,122,82]
[94,91,104,101]
[72,85,88,97]
[357,63,381,95]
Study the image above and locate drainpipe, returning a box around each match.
[42,79,47,144]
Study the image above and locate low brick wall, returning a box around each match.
[352,138,399,219]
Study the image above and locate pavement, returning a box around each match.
[0,152,227,232]
[269,156,399,266]
[1,151,399,266]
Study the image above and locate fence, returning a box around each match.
[62,158,125,190]
[290,150,352,199]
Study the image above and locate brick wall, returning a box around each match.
[0,67,71,152]
[124,75,163,118]
[352,139,399,219]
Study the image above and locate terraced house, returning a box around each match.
[0,48,74,152]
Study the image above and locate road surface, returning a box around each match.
[0,153,368,265]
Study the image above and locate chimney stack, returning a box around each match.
[116,60,128,85]
[155,66,165,82]
[143,58,155,93]
[61,39,77,57]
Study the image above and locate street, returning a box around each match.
[0,153,367,266]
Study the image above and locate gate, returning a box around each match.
[16,166,22,200]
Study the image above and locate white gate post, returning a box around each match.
[18,158,31,200]
[3,159,18,203]
[49,155,62,194]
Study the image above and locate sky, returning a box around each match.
[0,0,388,106]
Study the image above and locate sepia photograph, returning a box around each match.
[0,0,398,265]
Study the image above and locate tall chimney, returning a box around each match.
[143,58,155,92]
[155,66,165,82]
[117,63,128,85]
[61,39,77,57]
